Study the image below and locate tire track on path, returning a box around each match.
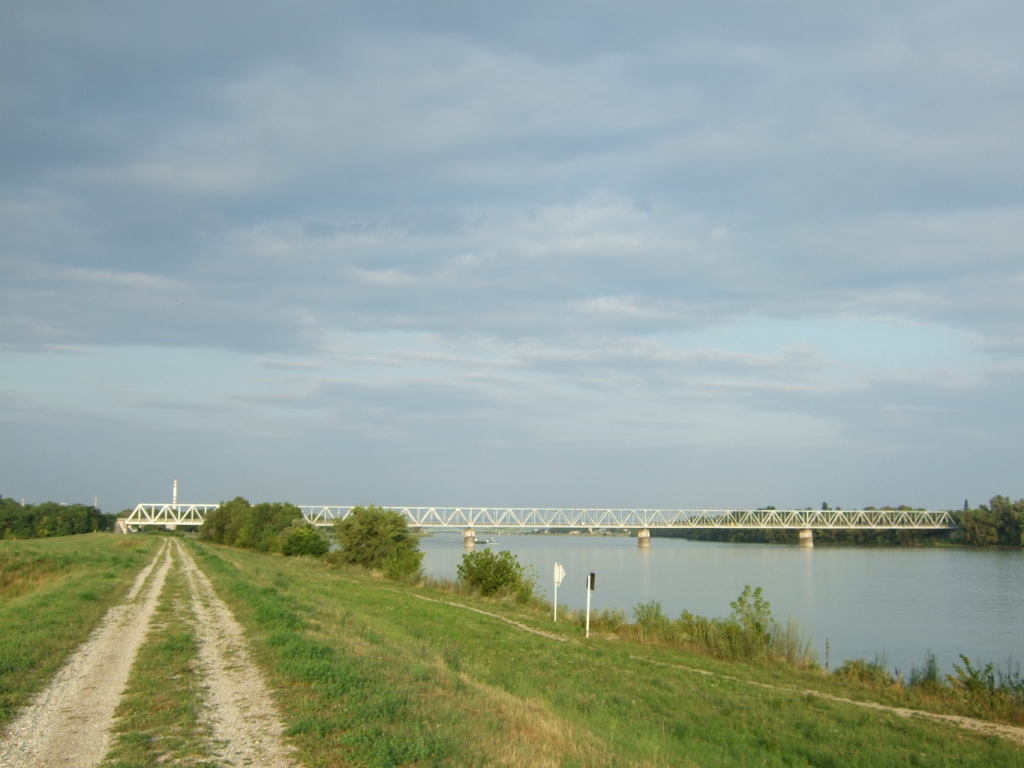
[0,541,173,768]
[175,539,298,767]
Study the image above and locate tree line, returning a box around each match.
[957,496,1024,546]
[197,496,330,556]
[1,496,117,539]
[662,497,1024,547]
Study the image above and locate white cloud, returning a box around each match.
[2,0,1023,510]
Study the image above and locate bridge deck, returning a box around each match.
[123,504,957,531]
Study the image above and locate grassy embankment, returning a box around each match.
[3,534,1023,767]
[0,534,161,725]
[188,540,1023,767]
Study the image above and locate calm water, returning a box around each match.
[420,533,1024,676]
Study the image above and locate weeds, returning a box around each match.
[830,649,1024,726]
[633,600,671,643]
[910,650,942,690]
[617,587,817,668]
[835,657,894,687]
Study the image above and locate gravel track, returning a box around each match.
[175,539,298,767]
[0,540,173,768]
[1,539,298,768]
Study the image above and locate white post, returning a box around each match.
[585,572,594,638]
[553,563,565,622]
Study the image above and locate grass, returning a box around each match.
[4,534,1022,766]
[0,534,160,726]
[187,541,1024,767]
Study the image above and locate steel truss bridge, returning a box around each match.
[122,504,957,532]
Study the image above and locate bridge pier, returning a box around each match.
[637,529,651,548]
[463,528,476,548]
[798,529,814,548]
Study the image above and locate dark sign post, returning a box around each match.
[585,572,595,638]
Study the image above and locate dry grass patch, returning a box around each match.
[456,674,611,768]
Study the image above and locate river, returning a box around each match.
[419,532,1023,678]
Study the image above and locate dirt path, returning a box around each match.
[0,539,298,768]
[406,591,570,642]
[175,539,298,767]
[0,541,174,768]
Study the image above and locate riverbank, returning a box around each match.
[184,541,1024,766]
[419,532,1024,680]
[2,536,1024,765]
[3,535,1023,766]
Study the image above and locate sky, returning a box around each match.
[2,1,1023,514]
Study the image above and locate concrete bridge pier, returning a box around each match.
[798,529,814,548]
[463,528,476,548]
[637,528,651,548]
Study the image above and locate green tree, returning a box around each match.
[332,505,423,580]
[199,497,303,553]
[958,496,1024,547]
[990,496,1024,546]
[199,497,249,545]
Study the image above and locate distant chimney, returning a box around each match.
[173,479,178,505]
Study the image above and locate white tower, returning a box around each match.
[173,479,178,505]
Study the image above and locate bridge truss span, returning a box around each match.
[123,504,957,531]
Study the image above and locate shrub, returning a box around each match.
[949,655,996,694]
[456,548,535,601]
[382,547,426,583]
[332,506,423,580]
[729,585,771,641]
[279,523,330,557]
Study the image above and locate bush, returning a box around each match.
[949,655,996,694]
[279,523,330,557]
[332,505,423,580]
[382,546,426,583]
[456,548,535,602]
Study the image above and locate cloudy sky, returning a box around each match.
[2,1,1022,513]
